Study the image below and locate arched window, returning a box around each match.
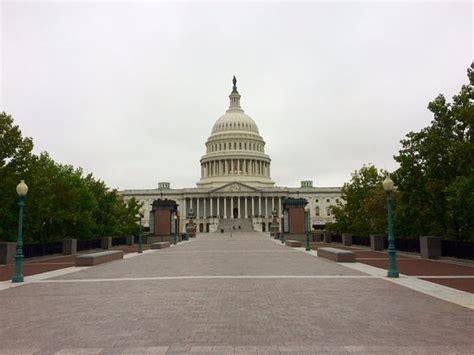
[315,206,320,216]
[239,142,242,149]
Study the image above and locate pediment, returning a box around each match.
[210,182,260,193]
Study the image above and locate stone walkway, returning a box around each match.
[0,233,473,354]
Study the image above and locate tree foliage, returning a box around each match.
[393,62,474,239]
[0,112,141,243]
[331,63,474,240]
[329,165,389,236]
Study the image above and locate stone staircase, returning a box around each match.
[217,218,254,233]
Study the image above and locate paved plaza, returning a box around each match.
[0,233,473,354]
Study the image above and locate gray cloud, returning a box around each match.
[1,1,472,190]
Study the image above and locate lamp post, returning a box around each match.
[304,207,310,251]
[383,176,399,278]
[12,180,28,283]
[172,214,177,245]
[280,214,285,244]
[138,207,144,254]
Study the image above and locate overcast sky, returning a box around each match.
[1,1,472,190]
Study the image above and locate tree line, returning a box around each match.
[0,113,141,243]
[329,62,473,240]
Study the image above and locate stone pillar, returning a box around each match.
[313,231,323,242]
[238,197,241,218]
[190,198,193,210]
[271,197,274,212]
[420,236,441,259]
[101,237,112,249]
[251,196,255,217]
[62,239,77,255]
[230,197,234,218]
[224,197,227,218]
[210,197,213,217]
[196,197,200,218]
[204,198,207,218]
[342,233,353,246]
[245,197,248,218]
[259,197,262,216]
[0,242,16,265]
[370,234,385,251]
[323,231,332,243]
[126,235,135,246]
[217,197,220,217]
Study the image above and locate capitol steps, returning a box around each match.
[217,218,254,232]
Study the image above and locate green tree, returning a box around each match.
[0,112,142,243]
[330,165,389,236]
[394,62,474,239]
[0,112,34,241]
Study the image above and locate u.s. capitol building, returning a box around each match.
[121,77,341,233]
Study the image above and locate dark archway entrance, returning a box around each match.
[262,222,266,232]
[233,208,238,219]
[199,223,204,232]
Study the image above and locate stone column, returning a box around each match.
[259,197,262,216]
[230,159,234,174]
[342,233,353,246]
[184,198,187,217]
[190,198,193,210]
[224,197,227,218]
[238,197,241,218]
[271,197,274,212]
[62,239,77,255]
[370,234,385,251]
[251,196,255,217]
[196,197,200,218]
[217,197,220,217]
[101,237,112,249]
[420,236,441,259]
[224,160,227,175]
[245,197,248,218]
[237,159,240,174]
[204,198,207,218]
[0,242,16,265]
[231,197,234,218]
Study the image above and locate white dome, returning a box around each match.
[197,76,274,189]
[211,111,260,135]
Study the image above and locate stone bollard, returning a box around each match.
[62,239,77,255]
[126,235,135,246]
[101,236,112,249]
[313,231,323,242]
[370,234,385,251]
[0,242,16,265]
[342,233,353,246]
[420,236,441,259]
[323,231,332,243]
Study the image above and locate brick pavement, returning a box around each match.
[313,242,474,293]
[0,232,473,354]
[0,245,150,281]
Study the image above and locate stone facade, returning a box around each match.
[120,78,341,232]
